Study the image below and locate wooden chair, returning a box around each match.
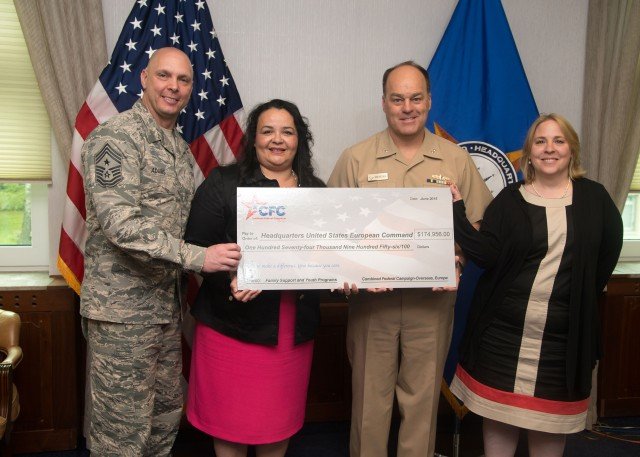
[0,310,22,457]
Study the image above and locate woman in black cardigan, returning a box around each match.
[183,99,325,457]
[449,113,622,457]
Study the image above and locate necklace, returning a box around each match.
[290,169,299,187]
[262,168,299,187]
[530,180,571,199]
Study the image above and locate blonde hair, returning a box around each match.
[521,113,586,183]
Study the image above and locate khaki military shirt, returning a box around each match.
[328,128,492,223]
[81,100,205,324]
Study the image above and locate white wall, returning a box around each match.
[212,0,588,178]
[101,0,588,180]
[48,0,587,273]
[49,0,588,274]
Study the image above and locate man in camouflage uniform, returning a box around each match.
[81,47,241,456]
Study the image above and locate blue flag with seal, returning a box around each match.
[425,0,538,419]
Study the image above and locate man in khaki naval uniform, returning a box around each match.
[81,48,241,456]
[328,61,492,457]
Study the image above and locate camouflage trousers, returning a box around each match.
[83,316,183,456]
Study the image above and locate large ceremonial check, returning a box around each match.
[236,187,456,290]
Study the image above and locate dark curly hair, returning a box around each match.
[238,99,324,187]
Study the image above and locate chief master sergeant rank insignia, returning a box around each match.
[95,144,123,188]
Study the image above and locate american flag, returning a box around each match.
[57,0,245,294]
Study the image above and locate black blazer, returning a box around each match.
[184,164,325,345]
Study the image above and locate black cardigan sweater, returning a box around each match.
[184,164,325,345]
[453,178,622,399]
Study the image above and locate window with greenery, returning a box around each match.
[622,194,640,240]
[622,153,640,241]
[0,183,32,246]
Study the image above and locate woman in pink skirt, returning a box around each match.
[184,99,325,457]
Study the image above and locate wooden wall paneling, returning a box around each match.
[598,278,640,417]
[51,299,79,433]
[305,298,352,422]
[13,310,54,431]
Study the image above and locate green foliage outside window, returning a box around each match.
[0,183,31,245]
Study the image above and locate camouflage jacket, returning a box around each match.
[80,100,205,324]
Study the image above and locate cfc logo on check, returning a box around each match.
[245,204,286,220]
[242,196,287,220]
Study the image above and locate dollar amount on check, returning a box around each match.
[236,187,457,290]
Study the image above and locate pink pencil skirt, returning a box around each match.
[186,291,314,444]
